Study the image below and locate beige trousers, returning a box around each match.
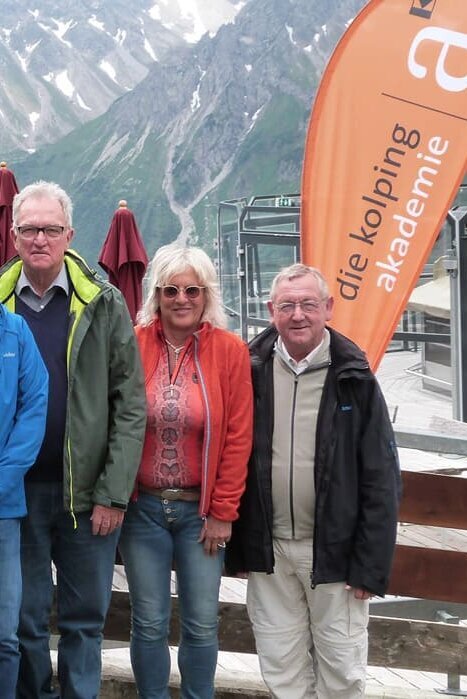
[247,538,369,699]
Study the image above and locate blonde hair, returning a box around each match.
[138,244,227,328]
[270,263,329,301]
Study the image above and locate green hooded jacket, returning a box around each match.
[0,249,146,516]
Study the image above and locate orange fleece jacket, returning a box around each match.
[135,318,253,522]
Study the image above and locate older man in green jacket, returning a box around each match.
[0,180,146,699]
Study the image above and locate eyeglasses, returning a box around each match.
[16,226,66,240]
[159,285,206,299]
[274,300,325,315]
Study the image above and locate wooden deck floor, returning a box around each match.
[95,644,467,697]
[377,349,467,476]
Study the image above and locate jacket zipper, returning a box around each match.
[193,336,211,517]
[289,374,299,539]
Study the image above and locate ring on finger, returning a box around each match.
[217,542,226,548]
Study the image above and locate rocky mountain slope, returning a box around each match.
[0,0,245,154]
[11,0,365,265]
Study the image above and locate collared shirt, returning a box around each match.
[275,329,329,375]
[15,265,69,311]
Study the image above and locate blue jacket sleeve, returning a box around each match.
[0,319,48,503]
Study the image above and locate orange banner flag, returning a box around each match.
[301,0,467,370]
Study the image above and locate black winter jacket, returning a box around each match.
[226,326,401,597]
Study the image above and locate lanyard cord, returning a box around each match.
[165,338,191,394]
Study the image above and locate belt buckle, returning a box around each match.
[161,488,181,501]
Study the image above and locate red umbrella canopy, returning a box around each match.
[0,161,19,266]
[98,200,149,323]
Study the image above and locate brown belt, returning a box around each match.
[139,485,201,502]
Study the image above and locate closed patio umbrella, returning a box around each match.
[98,200,148,323]
[0,161,19,266]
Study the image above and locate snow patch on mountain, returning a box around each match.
[55,71,74,98]
[100,61,118,83]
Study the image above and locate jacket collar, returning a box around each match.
[250,324,370,376]
[328,328,370,375]
[0,250,103,306]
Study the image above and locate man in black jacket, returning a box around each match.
[226,263,401,699]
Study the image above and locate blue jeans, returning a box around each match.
[119,493,224,699]
[17,482,119,699]
[0,518,22,699]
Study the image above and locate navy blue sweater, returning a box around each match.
[16,292,69,482]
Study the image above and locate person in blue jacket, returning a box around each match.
[0,302,48,699]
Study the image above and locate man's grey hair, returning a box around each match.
[12,181,73,229]
[138,243,227,328]
[270,263,330,301]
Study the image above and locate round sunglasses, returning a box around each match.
[159,285,206,299]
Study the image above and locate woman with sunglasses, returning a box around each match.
[119,243,253,698]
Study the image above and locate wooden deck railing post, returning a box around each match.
[434,610,466,696]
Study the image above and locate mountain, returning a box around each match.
[11,0,365,267]
[0,0,245,154]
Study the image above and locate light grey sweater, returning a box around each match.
[271,332,330,540]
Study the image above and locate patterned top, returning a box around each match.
[138,343,204,489]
